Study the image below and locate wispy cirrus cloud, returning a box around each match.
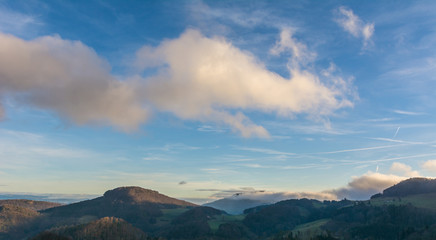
[0,7,41,36]
[315,144,403,154]
[335,6,374,48]
[235,146,294,156]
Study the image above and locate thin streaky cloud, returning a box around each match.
[370,137,428,145]
[234,163,268,169]
[313,144,404,155]
[393,110,426,116]
[364,118,396,122]
[392,127,400,139]
[282,164,324,170]
[235,146,294,156]
[338,152,436,165]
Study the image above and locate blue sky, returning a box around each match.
[1,0,436,203]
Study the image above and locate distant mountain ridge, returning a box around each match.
[371,177,436,198]
[204,198,269,215]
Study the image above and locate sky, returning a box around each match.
[1,0,436,204]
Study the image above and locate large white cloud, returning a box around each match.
[136,29,354,137]
[0,32,149,132]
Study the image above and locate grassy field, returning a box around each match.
[156,207,190,225]
[369,193,436,210]
[208,214,246,232]
[290,218,330,239]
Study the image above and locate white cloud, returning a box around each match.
[198,187,336,202]
[136,29,355,138]
[270,28,316,66]
[328,172,406,200]
[335,6,375,48]
[0,32,149,132]
[328,162,423,200]
[390,162,420,177]
[422,160,436,172]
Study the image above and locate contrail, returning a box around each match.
[393,127,400,139]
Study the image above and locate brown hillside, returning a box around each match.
[32,217,150,240]
[0,204,40,233]
[103,186,196,206]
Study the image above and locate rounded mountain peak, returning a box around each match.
[103,186,196,206]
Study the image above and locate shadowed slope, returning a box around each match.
[31,217,151,240]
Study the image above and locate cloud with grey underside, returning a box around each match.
[200,169,411,202]
[0,29,356,137]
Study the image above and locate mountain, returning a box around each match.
[204,198,269,215]
[103,187,196,206]
[0,186,197,239]
[41,186,197,234]
[371,177,436,198]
